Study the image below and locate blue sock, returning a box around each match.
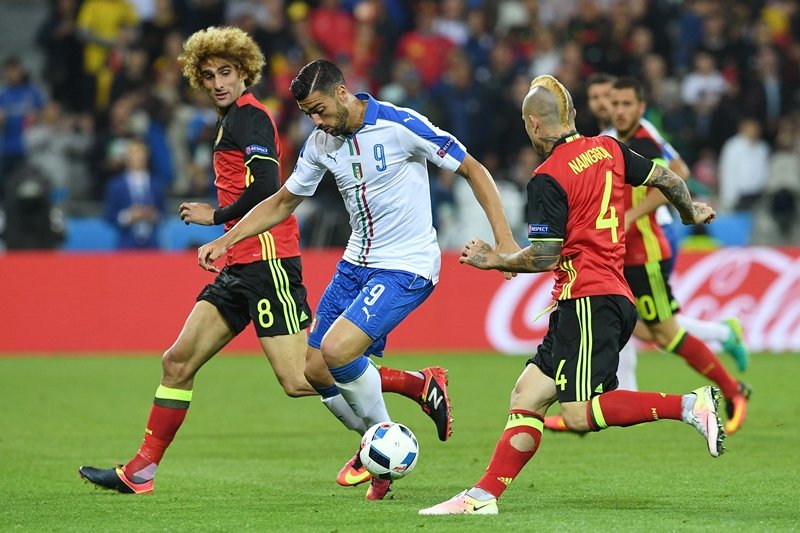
[329,356,370,384]
[315,384,340,399]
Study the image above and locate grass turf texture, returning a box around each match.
[1,352,797,532]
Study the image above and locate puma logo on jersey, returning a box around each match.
[326,153,338,164]
[403,116,414,123]
[362,306,376,321]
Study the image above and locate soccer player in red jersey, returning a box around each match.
[420,75,724,515]
[608,77,750,436]
[78,27,451,496]
[545,74,750,435]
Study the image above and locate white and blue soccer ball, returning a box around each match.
[359,422,419,480]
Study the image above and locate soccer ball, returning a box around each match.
[359,422,419,480]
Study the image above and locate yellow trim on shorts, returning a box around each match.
[575,297,593,402]
[645,261,673,321]
[259,234,300,334]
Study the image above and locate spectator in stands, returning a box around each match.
[140,0,181,66]
[681,49,729,144]
[110,44,150,104]
[432,0,469,46]
[308,0,355,60]
[1,162,65,250]
[89,93,139,199]
[741,45,792,142]
[429,50,492,160]
[717,117,770,212]
[76,0,139,110]
[23,100,94,203]
[395,0,455,88]
[462,7,493,74]
[0,57,46,198]
[36,0,92,113]
[752,117,800,245]
[103,138,165,249]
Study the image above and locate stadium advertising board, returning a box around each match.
[1,248,797,353]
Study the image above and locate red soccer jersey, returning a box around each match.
[622,126,673,266]
[213,92,300,266]
[527,133,655,302]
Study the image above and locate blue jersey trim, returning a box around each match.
[376,101,467,162]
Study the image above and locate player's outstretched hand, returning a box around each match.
[179,202,215,225]
[460,237,497,270]
[197,239,227,273]
[682,202,716,225]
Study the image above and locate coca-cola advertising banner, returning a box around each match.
[0,248,796,353]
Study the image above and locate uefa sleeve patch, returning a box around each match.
[528,223,550,235]
[245,144,270,156]
[436,138,454,158]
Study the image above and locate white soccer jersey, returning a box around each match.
[286,94,467,283]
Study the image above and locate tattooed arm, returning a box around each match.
[459,238,561,273]
[648,165,716,225]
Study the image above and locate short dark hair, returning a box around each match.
[290,59,345,101]
[586,72,617,88]
[613,76,647,102]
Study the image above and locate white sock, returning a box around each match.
[466,487,496,501]
[678,315,729,344]
[334,364,391,427]
[617,340,638,391]
[321,394,367,434]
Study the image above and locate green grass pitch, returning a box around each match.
[1,352,798,532]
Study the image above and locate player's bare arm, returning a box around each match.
[648,166,715,225]
[460,238,560,273]
[197,187,304,272]
[456,155,521,279]
[625,188,668,230]
[456,155,520,256]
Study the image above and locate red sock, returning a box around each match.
[672,332,739,399]
[124,387,191,480]
[378,366,423,400]
[587,390,683,430]
[475,410,542,499]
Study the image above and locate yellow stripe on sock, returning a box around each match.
[505,415,544,433]
[155,385,193,402]
[591,396,608,429]
[665,328,687,353]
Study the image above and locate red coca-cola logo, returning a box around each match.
[673,247,800,352]
[485,248,800,353]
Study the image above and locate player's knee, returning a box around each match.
[561,406,591,432]
[319,336,350,367]
[161,348,196,385]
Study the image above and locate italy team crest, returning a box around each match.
[352,162,364,181]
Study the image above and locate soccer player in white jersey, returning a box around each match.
[197,59,519,500]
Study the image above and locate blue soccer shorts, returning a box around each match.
[308,260,435,357]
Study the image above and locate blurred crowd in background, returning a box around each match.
[1,0,799,251]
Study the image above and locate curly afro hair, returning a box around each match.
[178,26,264,90]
